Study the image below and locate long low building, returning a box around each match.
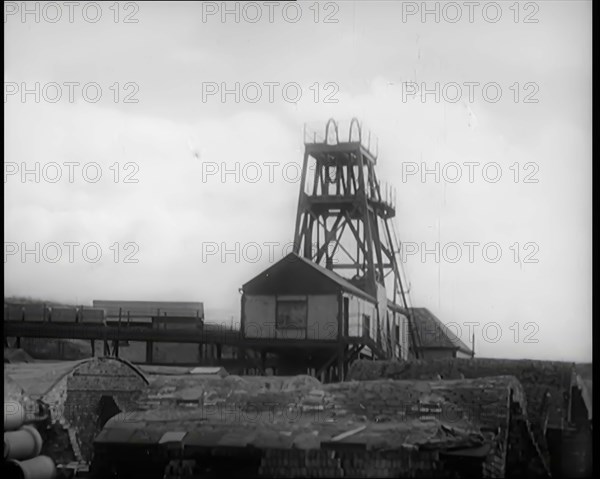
[91,373,550,478]
[92,300,204,324]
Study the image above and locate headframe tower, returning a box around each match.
[293,118,420,358]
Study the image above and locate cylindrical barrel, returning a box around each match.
[4,401,26,431]
[5,455,57,479]
[4,425,43,460]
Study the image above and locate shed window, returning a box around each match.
[276,300,307,329]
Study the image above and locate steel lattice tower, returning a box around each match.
[293,118,420,358]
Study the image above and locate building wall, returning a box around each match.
[346,294,377,338]
[243,294,338,340]
[243,295,275,339]
[306,295,338,340]
[258,448,453,478]
[399,313,409,360]
[384,312,409,360]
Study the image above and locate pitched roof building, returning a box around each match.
[408,307,473,359]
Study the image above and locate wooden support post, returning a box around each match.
[217,344,222,360]
[115,307,122,358]
[240,347,247,375]
[337,344,345,382]
[261,351,266,374]
[91,339,95,357]
[146,341,153,364]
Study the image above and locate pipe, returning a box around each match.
[5,456,57,479]
[4,425,43,460]
[4,401,26,431]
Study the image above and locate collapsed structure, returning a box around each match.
[347,358,593,477]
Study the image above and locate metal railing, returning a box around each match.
[303,118,379,159]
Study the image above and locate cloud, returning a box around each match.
[4,2,591,361]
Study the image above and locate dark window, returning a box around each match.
[276,300,307,329]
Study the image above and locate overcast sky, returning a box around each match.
[4,1,592,361]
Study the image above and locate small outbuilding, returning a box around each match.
[240,252,409,379]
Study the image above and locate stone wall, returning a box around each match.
[257,448,449,478]
[43,357,148,462]
[347,358,576,432]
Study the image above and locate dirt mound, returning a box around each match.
[4,375,27,402]
[4,348,34,363]
[19,338,91,360]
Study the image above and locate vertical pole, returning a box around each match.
[293,151,310,253]
[115,307,122,358]
[146,341,153,364]
[337,344,345,382]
